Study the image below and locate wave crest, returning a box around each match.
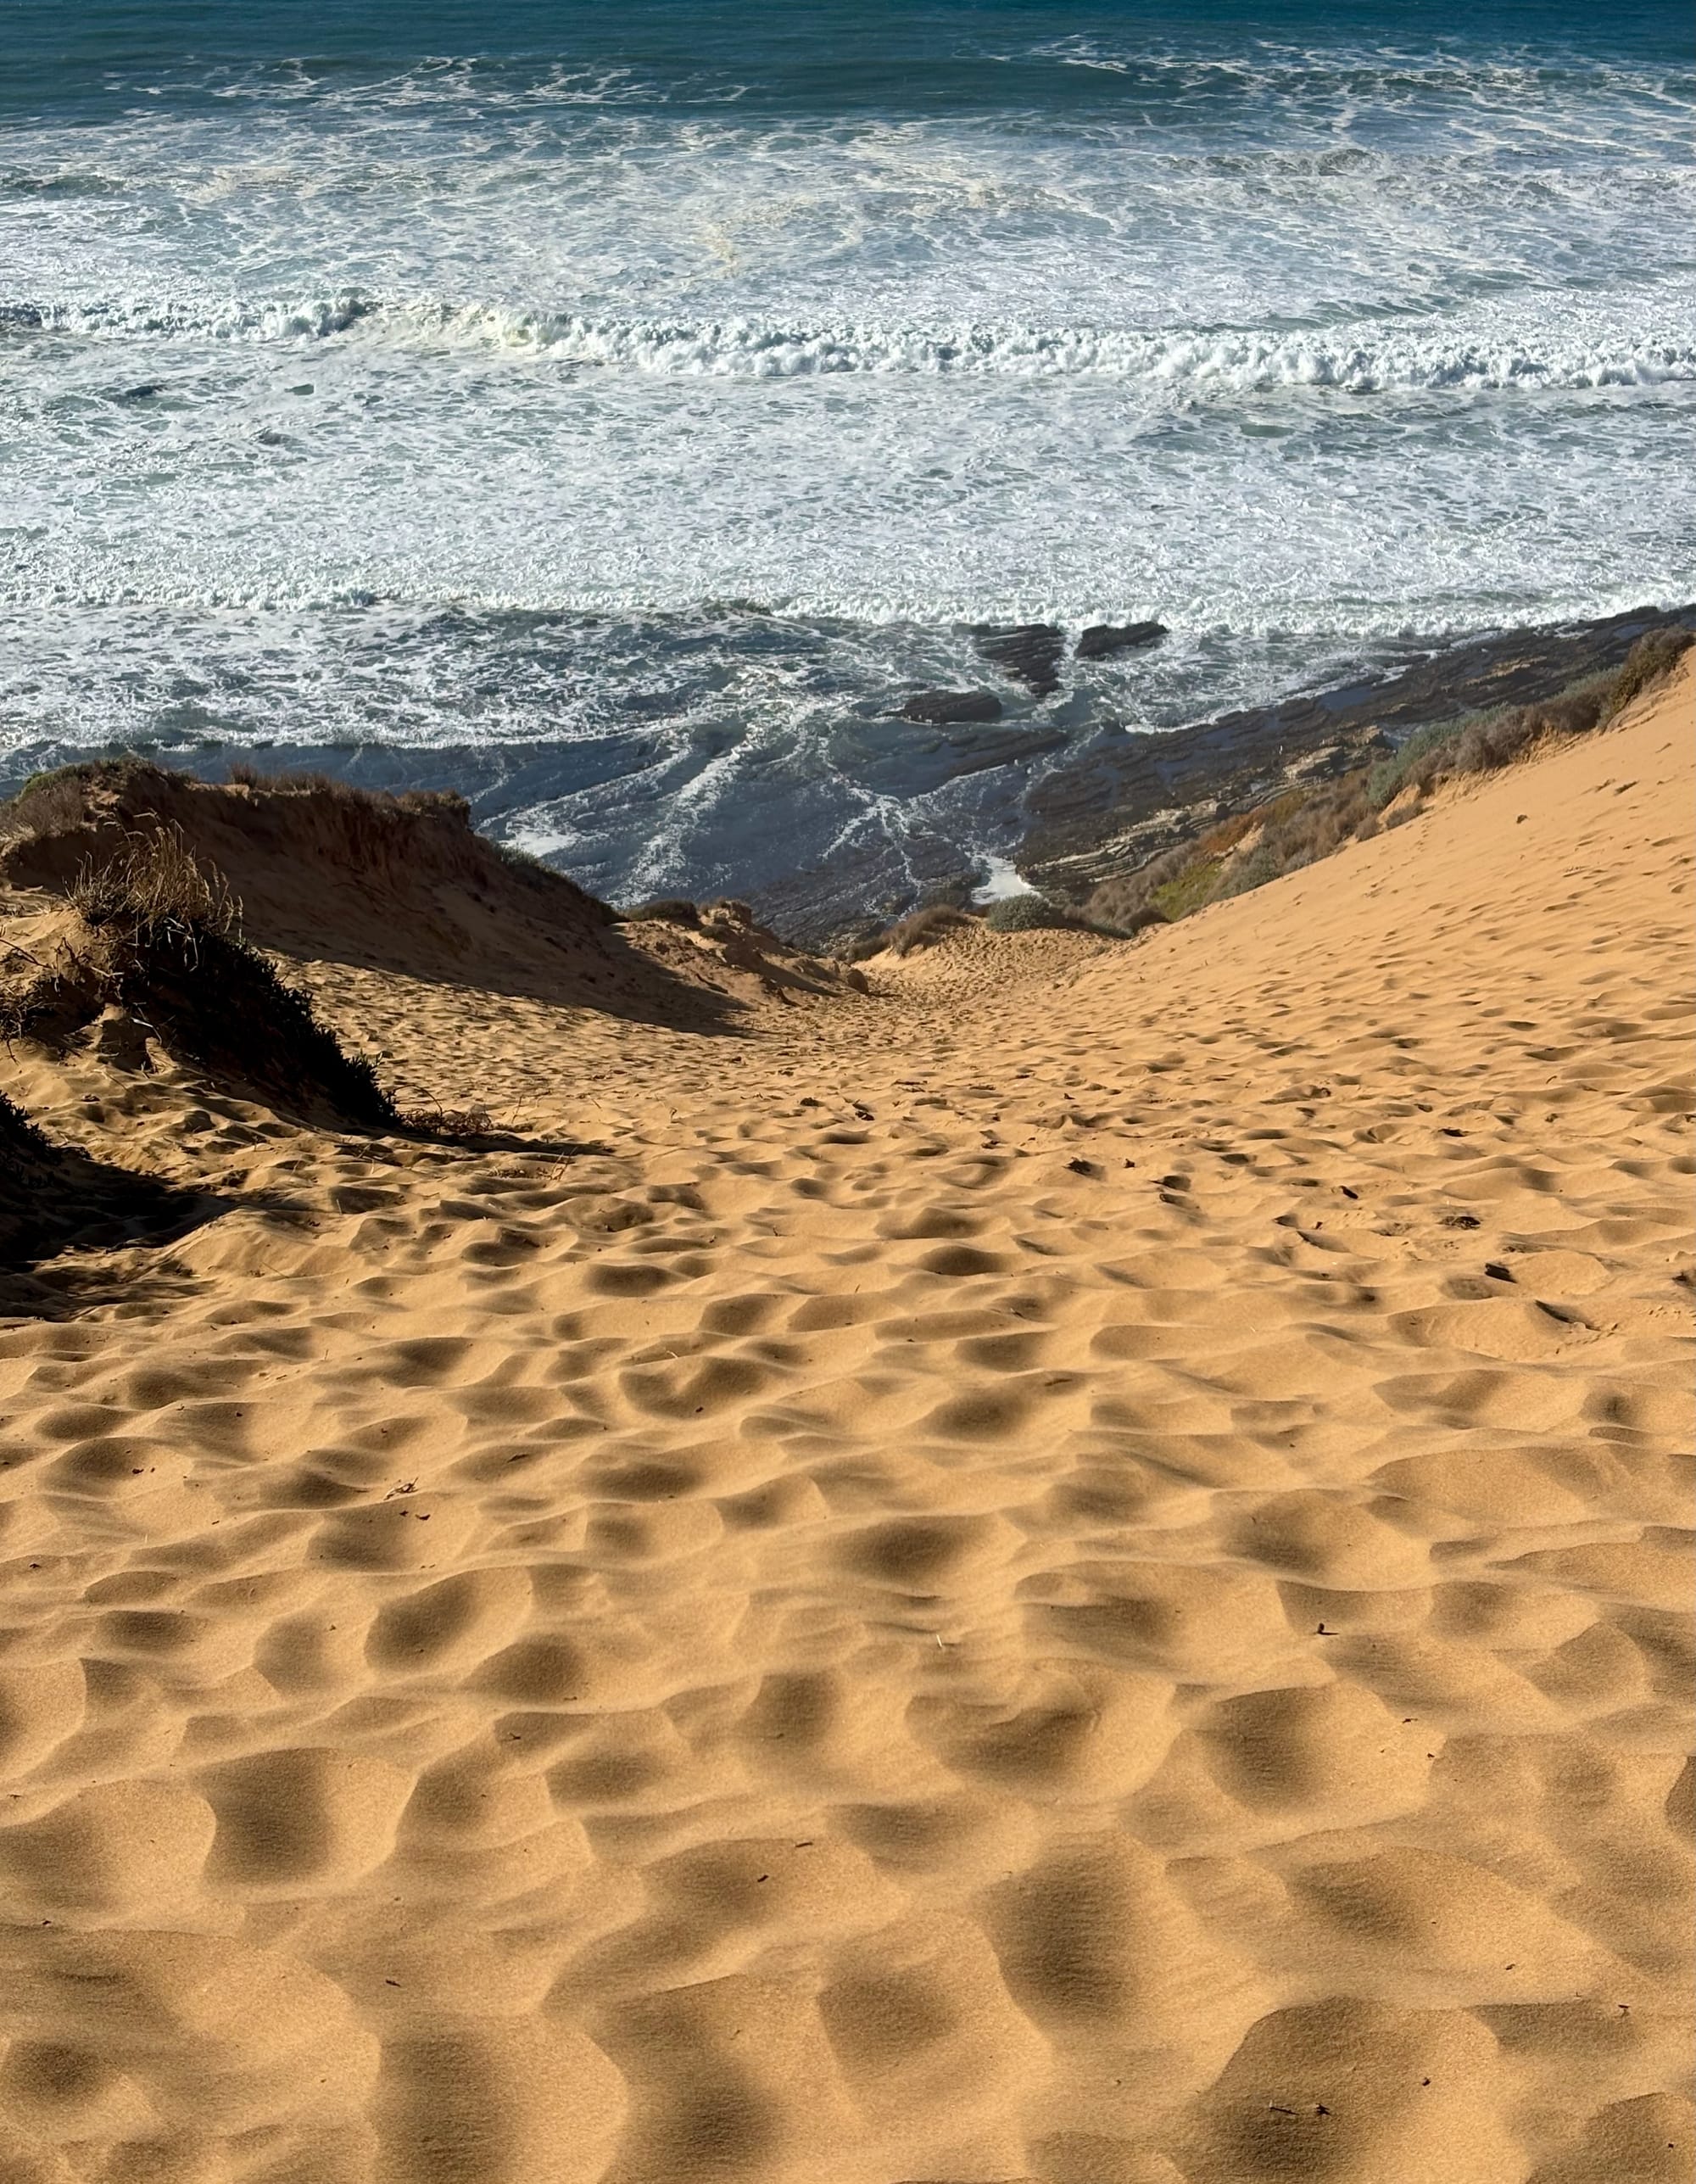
[11,293,1696,396]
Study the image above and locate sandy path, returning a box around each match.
[0,669,1690,2184]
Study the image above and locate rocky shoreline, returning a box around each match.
[5,604,1688,952]
[1013,601,1696,904]
[756,601,1694,943]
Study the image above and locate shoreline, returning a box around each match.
[1010,598,1696,903]
[7,600,1686,947]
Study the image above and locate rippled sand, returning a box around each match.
[0,664,1690,2183]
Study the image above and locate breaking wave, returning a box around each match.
[12,292,1696,395]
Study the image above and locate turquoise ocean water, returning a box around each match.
[3,2,1692,906]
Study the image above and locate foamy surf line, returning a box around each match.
[10,295,1696,393]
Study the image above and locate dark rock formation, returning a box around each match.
[971,623,1065,695]
[1019,602,1695,897]
[1076,621,1168,659]
[898,690,1003,725]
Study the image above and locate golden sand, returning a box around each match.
[0,664,1690,2183]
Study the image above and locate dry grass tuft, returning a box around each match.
[881,905,977,958]
[1600,625,1693,723]
[71,824,239,942]
[622,899,702,928]
[395,1102,499,1141]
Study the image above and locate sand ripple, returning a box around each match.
[0,671,1690,2179]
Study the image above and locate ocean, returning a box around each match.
[4,0,1692,916]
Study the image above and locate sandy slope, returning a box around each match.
[0,667,1690,2184]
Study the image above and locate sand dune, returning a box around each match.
[0,764,866,1035]
[0,664,1690,2183]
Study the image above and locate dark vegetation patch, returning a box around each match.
[981,892,1091,934]
[2,827,400,1129]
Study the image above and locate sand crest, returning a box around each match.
[0,664,1690,2182]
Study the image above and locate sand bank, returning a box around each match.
[0,662,1689,2182]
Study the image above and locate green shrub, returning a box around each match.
[71,823,239,941]
[1601,626,1693,723]
[1151,858,1222,920]
[1214,844,1283,900]
[1368,718,1465,807]
[12,757,127,805]
[983,891,1082,933]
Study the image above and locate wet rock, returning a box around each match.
[1076,620,1168,659]
[917,872,979,910]
[898,690,1003,725]
[972,623,1065,695]
[1020,600,1696,896]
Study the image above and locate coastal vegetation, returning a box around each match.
[1084,626,1691,935]
[3,823,400,1130]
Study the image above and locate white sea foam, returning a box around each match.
[1,33,1692,903]
[973,856,1038,903]
[14,292,1696,395]
[3,60,1691,336]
